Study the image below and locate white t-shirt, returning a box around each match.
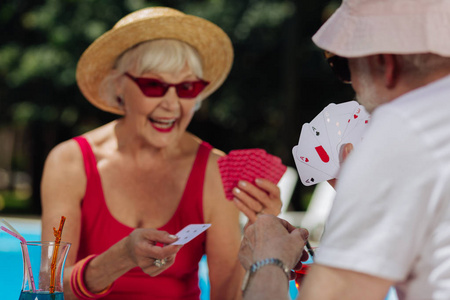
[315,75,450,300]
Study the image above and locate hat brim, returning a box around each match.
[76,12,233,115]
[312,1,450,58]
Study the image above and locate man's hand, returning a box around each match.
[239,215,309,271]
[328,143,353,188]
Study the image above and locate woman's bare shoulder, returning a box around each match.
[185,132,225,157]
[45,138,83,167]
[43,122,115,183]
[210,147,226,159]
[77,121,118,157]
[40,138,86,206]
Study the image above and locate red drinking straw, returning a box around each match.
[49,216,66,294]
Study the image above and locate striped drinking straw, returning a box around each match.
[0,219,36,292]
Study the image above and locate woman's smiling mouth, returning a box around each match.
[149,117,177,132]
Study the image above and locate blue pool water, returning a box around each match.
[0,219,41,300]
[0,218,396,300]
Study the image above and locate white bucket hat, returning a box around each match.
[312,0,450,58]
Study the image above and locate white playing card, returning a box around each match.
[309,110,339,169]
[292,146,334,186]
[324,101,359,116]
[343,104,369,140]
[170,224,211,245]
[339,113,371,151]
[322,101,359,163]
[296,123,338,177]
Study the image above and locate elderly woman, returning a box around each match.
[40,7,282,300]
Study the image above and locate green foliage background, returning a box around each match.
[0,0,354,214]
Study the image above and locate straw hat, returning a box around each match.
[76,7,233,115]
[312,0,450,58]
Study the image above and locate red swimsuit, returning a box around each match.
[73,136,212,299]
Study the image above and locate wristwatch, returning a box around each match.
[241,258,290,294]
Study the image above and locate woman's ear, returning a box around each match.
[110,70,127,113]
[110,69,125,96]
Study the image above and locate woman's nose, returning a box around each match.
[160,86,180,109]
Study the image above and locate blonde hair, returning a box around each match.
[99,39,204,110]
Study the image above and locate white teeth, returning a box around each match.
[150,118,176,128]
[155,122,172,129]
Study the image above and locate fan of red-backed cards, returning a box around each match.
[218,149,287,200]
[292,100,371,186]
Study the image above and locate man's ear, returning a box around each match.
[377,54,399,89]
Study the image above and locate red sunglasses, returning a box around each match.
[325,51,352,84]
[125,72,210,99]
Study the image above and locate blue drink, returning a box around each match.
[19,291,64,300]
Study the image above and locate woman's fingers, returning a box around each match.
[146,253,177,277]
[233,198,258,223]
[127,228,183,276]
[141,229,179,246]
[254,178,281,197]
[232,179,282,222]
[233,184,264,212]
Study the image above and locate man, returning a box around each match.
[239,0,450,299]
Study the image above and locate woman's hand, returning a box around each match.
[125,228,182,276]
[232,178,282,223]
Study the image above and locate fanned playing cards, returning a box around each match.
[218,149,287,200]
[293,100,371,186]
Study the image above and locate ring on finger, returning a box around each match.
[153,258,167,268]
[257,208,265,215]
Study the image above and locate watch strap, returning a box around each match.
[241,258,290,294]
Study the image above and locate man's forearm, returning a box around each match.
[242,265,291,300]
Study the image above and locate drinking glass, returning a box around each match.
[18,241,71,300]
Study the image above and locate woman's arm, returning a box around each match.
[203,151,245,300]
[41,139,93,299]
